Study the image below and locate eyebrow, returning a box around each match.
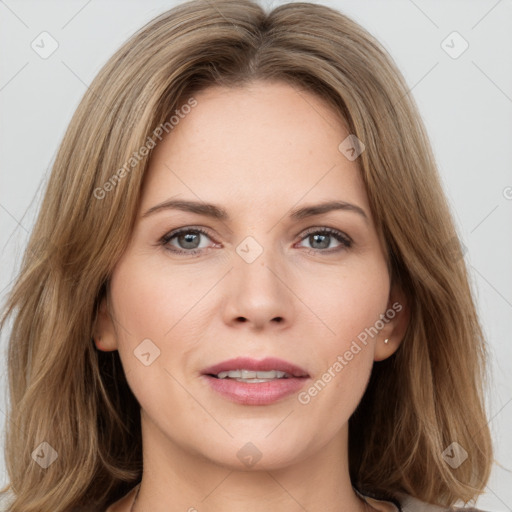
[142,199,368,223]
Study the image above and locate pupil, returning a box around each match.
[180,232,199,249]
[311,233,329,249]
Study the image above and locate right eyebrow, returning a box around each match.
[142,199,228,220]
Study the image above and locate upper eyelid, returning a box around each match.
[300,226,351,240]
[162,226,211,239]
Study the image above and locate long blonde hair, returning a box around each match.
[0,0,493,510]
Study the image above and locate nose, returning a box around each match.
[222,253,294,331]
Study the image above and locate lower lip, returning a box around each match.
[202,375,309,405]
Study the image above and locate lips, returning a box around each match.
[201,357,310,406]
[201,357,310,378]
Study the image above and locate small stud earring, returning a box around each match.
[384,338,389,344]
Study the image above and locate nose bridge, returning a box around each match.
[224,236,293,328]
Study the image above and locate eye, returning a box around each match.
[159,227,217,256]
[159,226,352,257]
[296,227,352,253]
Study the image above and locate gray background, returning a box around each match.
[1,0,511,510]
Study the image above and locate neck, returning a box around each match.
[132,411,367,512]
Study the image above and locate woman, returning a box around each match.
[0,1,494,511]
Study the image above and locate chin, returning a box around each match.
[195,434,315,472]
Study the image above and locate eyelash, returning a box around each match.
[158,226,352,256]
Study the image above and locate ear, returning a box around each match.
[93,295,118,352]
[373,282,409,362]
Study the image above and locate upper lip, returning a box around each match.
[202,357,309,378]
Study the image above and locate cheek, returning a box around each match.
[109,255,210,339]
[107,256,210,410]
[107,255,210,381]
[297,260,390,352]
[293,260,389,411]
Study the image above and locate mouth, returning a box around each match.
[201,357,310,405]
[213,369,293,383]
[202,356,309,379]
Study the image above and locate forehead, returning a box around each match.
[141,81,371,221]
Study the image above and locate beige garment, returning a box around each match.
[399,493,489,512]
[356,489,490,512]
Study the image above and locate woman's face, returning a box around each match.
[97,80,406,471]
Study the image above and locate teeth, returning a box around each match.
[216,369,288,380]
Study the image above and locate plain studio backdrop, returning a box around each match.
[0,0,511,510]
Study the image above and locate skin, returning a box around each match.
[97,80,409,512]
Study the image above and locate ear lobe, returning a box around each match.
[93,296,118,352]
[373,285,409,362]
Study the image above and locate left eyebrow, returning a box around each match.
[289,200,368,223]
[142,198,368,223]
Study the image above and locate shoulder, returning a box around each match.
[396,492,492,512]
